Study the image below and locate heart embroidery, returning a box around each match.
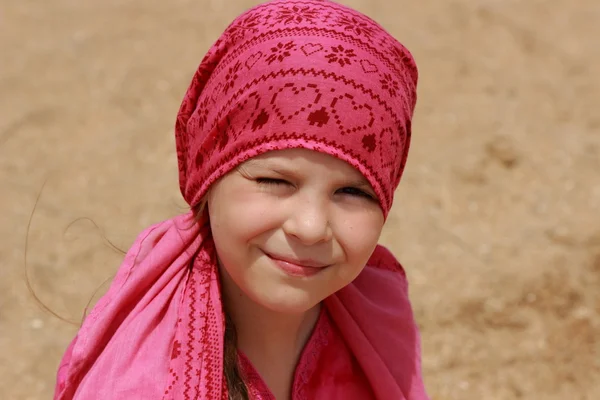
[245,51,263,70]
[301,43,324,56]
[269,84,374,137]
[360,59,378,73]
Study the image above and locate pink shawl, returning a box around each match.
[54,1,428,398]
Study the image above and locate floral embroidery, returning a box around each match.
[196,96,211,129]
[223,61,242,94]
[335,15,375,38]
[275,5,321,24]
[388,45,406,63]
[266,41,297,64]
[229,12,262,42]
[380,73,400,97]
[240,12,262,29]
[388,45,414,75]
[325,45,356,67]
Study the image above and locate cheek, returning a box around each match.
[336,211,384,269]
[208,188,265,285]
[208,183,282,250]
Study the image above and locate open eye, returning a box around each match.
[337,187,376,201]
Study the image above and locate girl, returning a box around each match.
[54,0,428,399]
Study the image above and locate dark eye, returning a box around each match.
[338,187,375,200]
[256,177,289,186]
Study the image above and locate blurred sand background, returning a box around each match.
[1,0,598,399]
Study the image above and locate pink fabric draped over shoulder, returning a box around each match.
[54,0,428,399]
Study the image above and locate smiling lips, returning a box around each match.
[265,252,330,277]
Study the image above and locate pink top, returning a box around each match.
[240,307,374,399]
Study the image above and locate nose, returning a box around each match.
[282,196,333,245]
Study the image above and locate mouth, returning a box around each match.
[264,252,330,278]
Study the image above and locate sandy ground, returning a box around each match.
[1,0,598,399]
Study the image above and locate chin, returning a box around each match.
[251,285,321,315]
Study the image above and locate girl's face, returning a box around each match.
[207,148,385,314]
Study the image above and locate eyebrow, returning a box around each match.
[347,178,373,189]
[241,159,296,178]
[242,159,296,174]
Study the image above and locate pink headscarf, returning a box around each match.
[54,0,427,399]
